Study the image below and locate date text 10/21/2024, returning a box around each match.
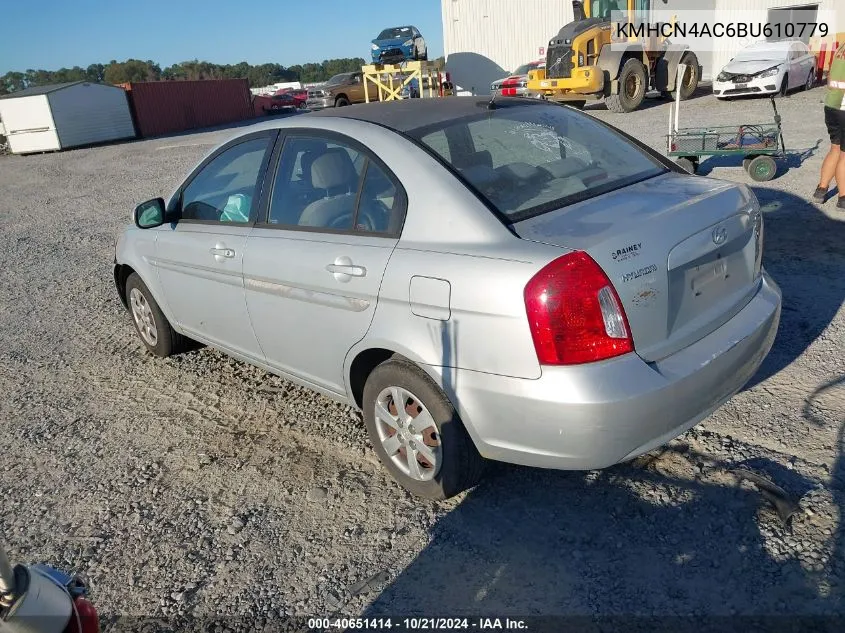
[307,617,529,630]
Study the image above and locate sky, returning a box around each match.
[0,0,445,74]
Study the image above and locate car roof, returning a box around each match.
[299,96,546,135]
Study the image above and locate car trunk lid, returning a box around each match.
[512,172,763,362]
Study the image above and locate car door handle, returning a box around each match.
[210,247,235,258]
[326,264,366,277]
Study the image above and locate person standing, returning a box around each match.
[814,42,845,210]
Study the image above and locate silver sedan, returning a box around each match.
[114,96,782,499]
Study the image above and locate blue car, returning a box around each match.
[371,26,428,65]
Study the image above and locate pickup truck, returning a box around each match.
[306,72,366,109]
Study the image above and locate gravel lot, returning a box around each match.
[1,86,844,631]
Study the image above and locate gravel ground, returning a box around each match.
[0,87,843,631]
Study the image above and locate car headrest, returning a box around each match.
[310,148,358,190]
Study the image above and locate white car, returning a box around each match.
[713,39,816,99]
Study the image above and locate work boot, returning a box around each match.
[812,186,827,203]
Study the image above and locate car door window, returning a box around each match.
[267,135,403,235]
[180,137,273,223]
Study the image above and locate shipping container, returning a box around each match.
[119,79,254,138]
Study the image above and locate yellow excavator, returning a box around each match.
[527,0,701,112]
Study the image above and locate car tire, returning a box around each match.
[335,96,350,107]
[777,74,789,98]
[605,58,648,113]
[125,272,187,357]
[804,70,814,91]
[362,357,486,500]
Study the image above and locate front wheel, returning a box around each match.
[125,273,187,357]
[362,358,485,500]
[747,155,777,182]
[777,74,789,98]
[335,96,350,107]
[605,58,647,113]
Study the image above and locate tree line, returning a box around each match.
[0,57,377,95]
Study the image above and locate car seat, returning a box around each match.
[297,148,360,228]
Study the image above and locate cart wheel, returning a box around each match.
[676,157,697,174]
[746,155,777,182]
[742,155,757,172]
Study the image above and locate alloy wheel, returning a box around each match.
[129,287,158,346]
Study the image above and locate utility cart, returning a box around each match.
[666,95,785,182]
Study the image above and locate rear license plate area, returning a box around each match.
[691,259,728,296]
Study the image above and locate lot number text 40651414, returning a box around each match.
[307,617,528,630]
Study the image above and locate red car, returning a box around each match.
[491,60,545,97]
[268,90,307,111]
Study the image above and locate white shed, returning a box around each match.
[0,81,136,155]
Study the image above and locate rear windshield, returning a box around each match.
[408,102,666,222]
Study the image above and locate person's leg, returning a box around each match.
[818,145,840,190]
[835,109,845,209]
[815,107,842,201]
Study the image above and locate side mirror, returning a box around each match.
[134,197,166,229]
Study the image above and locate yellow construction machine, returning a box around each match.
[527,0,701,112]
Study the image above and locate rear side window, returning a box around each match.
[409,104,665,221]
[266,134,404,235]
[180,137,272,223]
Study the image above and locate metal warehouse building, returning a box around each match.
[0,81,136,155]
[441,0,845,95]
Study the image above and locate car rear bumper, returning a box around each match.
[449,271,781,470]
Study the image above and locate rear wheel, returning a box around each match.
[362,357,485,500]
[675,157,697,174]
[747,155,777,182]
[743,155,756,171]
[125,273,187,357]
[605,58,647,113]
[669,52,700,101]
[804,70,814,91]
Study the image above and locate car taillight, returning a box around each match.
[524,251,634,365]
